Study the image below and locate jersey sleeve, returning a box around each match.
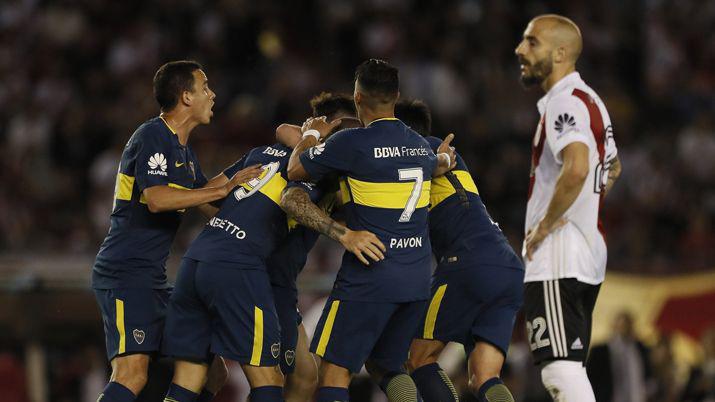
[298,129,355,181]
[134,129,173,191]
[222,153,248,179]
[420,136,440,177]
[545,96,592,164]
[285,180,324,203]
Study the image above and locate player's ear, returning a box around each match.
[181,90,193,107]
[554,46,566,64]
[354,91,362,106]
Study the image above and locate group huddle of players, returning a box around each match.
[91,14,621,402]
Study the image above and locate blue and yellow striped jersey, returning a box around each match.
[299,118,438,302]
[185,143,322,267]
[424,136,522,269]
[92,117,208,289]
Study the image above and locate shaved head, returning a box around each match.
[531,14,583,63]
[515,14,583,90]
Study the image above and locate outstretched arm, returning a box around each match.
[603,155,622,197]
[433,133,457,177]
[276,124,303,148]
[281,186,386,265]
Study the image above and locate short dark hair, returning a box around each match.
[310,92,356,120]
[354,59,399,105]
[153,60,203,112]
[395,99,432,136]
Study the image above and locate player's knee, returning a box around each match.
[113,356,150,393]
[540,360,595,402]
[407,340,440,373]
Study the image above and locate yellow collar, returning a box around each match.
[367,117,399,126]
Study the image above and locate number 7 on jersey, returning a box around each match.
[398,167,423,222]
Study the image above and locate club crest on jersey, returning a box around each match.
[308,143,325,159]
[285,350,295,366]
[554,113,576,134]
[147,153,168,176]
[234,161,280,201]
[132,329,145,344]
[271,343,281,359]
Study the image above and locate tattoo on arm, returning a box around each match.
[281,187,346,241]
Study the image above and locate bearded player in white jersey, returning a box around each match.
[515,14,622,402]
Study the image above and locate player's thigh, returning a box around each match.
[524,279,593,365]
[242,363,284,388]
[309,298,397,374]
[273,285,300,375]
[370,300,428,373]
[94,287,170,362]
[161,258,213,363]
[197,264,281,368]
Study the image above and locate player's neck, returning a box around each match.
[360,109,395,126]
[541,65,576,93]
[160,111,197,145]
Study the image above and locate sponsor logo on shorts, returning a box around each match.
[285,350,295,366]
[271,343,281,359]
[571,337,583,350]
[133,329,146,344]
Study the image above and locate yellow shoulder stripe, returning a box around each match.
[430,170,479,209]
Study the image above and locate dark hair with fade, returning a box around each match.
[310,92,356,120]
[153,60,203,112]
[395,99,432,136]
[354,59,399,105]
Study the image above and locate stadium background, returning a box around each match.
[0,0,713,401]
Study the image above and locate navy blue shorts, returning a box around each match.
[162,258,281,367]
[310,297,427,373]
[272,285,300,374]
[417,260,524,356]
[94,287,170,360]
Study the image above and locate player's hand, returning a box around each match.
[437,133,457,170]
[302,116,342,140]
[525,218,567,261]
[222,164,262,196]
[338,229,386,266]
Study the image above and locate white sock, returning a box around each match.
[540,360,595,402]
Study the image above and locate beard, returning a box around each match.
[519,55,553,87]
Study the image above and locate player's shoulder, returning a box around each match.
[132,117,172,145]
[327,127,361,144]
[423,135,443,151]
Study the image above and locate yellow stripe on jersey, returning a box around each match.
[115,298,126,354]
[339,178,351,205]
[423,284,447,339]
[347,178,431,209]
[429,170,479,209]
[250,306,264,366]
[315,300,340,357]
[115,173,135,201]
[239,172,288,206]
[168,183,190,190]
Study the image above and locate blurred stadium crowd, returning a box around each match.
[1,0,713,272]
[0,0,714,401]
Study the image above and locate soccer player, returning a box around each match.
[91,60,262,402]
[283,59,456,402]
[159,134,382,402]
[515,15,622,401]
[269,92,360,402]
[394,100,525,402]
